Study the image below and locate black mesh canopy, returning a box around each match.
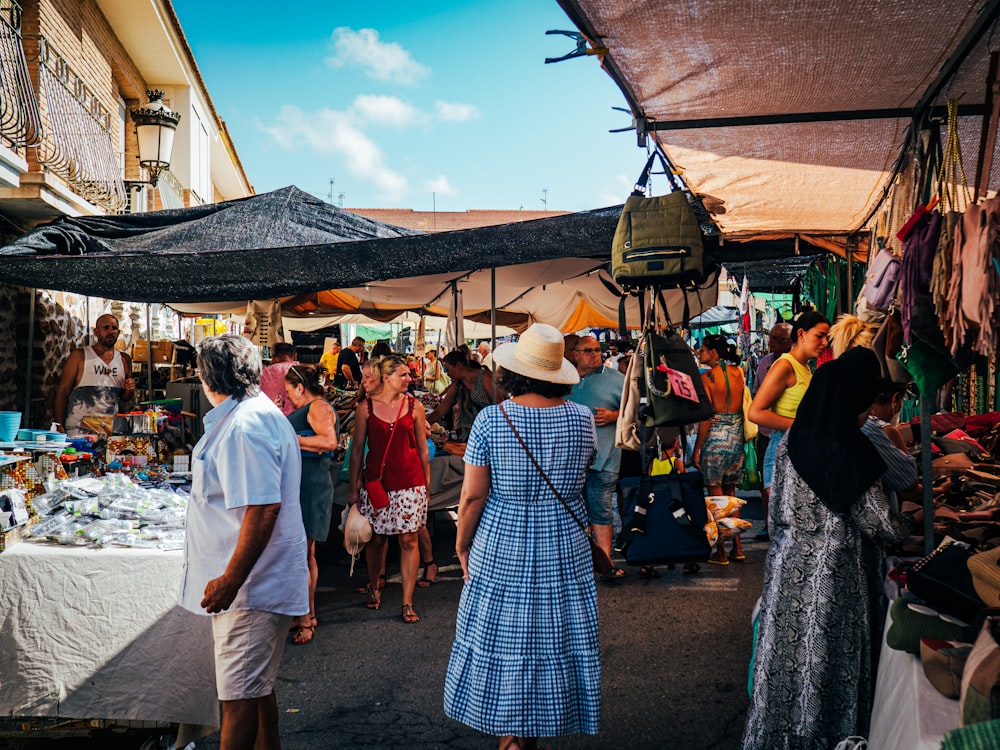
[0,186,621,303]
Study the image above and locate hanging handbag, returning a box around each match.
[871,307,911,383]
[612,150,706,288]
[862,246,902,311]
[499,402,614,575]
[898,295,972,395]
[363,396,408,510]
[616,472,711,565]
[643,329,714,427]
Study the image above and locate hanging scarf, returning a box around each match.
[786,347,886,514]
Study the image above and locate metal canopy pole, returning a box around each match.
[146,304,153,400]
[22,289,35,428]
[491,267,497,403]
[920,393,934,555]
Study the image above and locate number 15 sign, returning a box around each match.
[663,366,699,403]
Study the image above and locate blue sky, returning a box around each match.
[170,0,646,212]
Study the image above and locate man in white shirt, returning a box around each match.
[180,335,308,750]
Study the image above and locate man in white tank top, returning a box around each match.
[54,314,136,435]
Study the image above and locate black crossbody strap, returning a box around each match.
[498,401,590,537]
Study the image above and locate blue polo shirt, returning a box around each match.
[570,366,626,473]
[180,392,308,617]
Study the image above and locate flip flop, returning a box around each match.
[602,567,627,580]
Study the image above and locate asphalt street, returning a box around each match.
[197,500,767,750]
[7,499,767,750]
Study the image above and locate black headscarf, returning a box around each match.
[786,347,887,514]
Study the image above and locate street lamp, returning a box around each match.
[128,90,181,187]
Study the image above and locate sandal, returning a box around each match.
[683,563,701,575]
[638,565,660,579]
[356,575,386,595]
[416,559,438,588]
[401,603,420,624]
[366,587,381,610]
[602,566,627,580]
[291,623,315,645]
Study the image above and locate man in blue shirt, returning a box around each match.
[180,335,308,750]
[569,335,627,578]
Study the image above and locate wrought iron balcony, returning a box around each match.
[0,0,41,149]
[31,36,127,212]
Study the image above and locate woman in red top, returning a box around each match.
[348,355,431,623]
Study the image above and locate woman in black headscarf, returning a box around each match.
[742,348,906,750]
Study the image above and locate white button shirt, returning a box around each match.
[179,392,308,616]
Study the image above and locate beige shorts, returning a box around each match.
[211,609,293,701]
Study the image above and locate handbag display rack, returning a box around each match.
[613,290,712,565]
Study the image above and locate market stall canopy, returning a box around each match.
[558,0,1000,238]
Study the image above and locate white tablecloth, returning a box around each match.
[868,615,959,750]
[0,542,218,727]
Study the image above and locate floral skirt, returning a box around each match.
[360,484,428,535]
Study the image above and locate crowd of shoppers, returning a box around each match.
[183,312,913,749]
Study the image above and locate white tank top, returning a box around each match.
[77,346,127,387]
[64,346,128,434]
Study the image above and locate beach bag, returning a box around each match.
[740,368,757,442]
[740,440,762,491]
[642,329,713,427]
[862,247,902,311]
[612,150,705,288]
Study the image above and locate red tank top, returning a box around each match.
[364,396,426,491]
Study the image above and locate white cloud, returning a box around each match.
[327,27,428,85]
[425,175,456,196]
[435,101,480,122]
[259,105,407,200]
[351,95,428,127]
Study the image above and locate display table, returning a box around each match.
[868,613,959,750]
[0,542,218,728]
[331,453,466,511]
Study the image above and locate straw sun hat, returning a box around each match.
[491,323,579,385]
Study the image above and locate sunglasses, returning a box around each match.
[575,347,602,354]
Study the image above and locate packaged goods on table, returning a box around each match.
[25,473,189,550]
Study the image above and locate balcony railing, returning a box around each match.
[31,36,126,212]
[0,0,41,148]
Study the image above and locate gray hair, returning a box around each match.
[197,335,261,399]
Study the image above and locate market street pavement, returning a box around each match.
[193,501,767,750]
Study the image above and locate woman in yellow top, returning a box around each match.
[748,311,831,529]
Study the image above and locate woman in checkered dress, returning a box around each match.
[444,324,601,750]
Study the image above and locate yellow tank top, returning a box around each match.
[772,353,812,419]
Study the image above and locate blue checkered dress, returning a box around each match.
[444,400,601,737]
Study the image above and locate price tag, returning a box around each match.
[665,367,699,403]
